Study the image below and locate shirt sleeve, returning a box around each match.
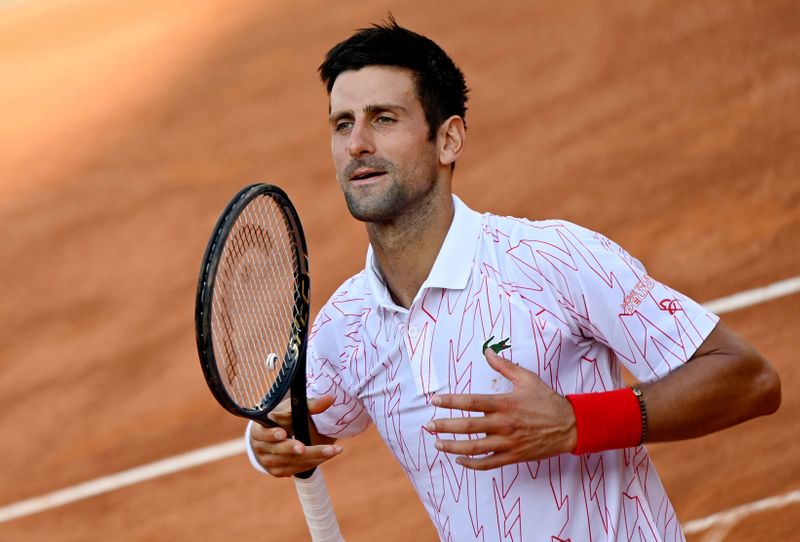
[534,222,719,382]
[305,326,372,439]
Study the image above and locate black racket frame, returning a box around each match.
[195,183,315,477]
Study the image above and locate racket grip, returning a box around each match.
[293,468,345,542]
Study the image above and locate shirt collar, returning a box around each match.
[364,195,483,311]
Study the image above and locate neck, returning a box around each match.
[367,189,454,309]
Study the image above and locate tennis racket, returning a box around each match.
[195,183,344,542]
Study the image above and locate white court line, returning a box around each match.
[0,439,244,523]
[703,276,800,315]
[0,275,798,526]
[683,489,800,534]
[696,521,736,542]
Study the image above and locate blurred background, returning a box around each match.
[0,0,798,540]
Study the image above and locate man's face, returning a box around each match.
[328,66,441,223]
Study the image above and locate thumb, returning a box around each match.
[266,396,292,426]
[308,394,336,415]
[484,348,527,383]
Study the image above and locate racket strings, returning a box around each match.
[210,194,302,410]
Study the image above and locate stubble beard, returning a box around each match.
[340,157,439,224]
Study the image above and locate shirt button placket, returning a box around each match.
[405,312,438,395]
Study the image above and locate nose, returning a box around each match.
[346,120,375,157]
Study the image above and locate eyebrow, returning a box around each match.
[328,103,408,125]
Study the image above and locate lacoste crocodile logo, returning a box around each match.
[482,336,511,354]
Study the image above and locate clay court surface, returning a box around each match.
[1,0,798,540]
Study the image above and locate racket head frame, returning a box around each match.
[194,183,311,428]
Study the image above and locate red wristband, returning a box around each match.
[566,388,643,454]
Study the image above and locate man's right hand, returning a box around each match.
[249,395,342,477]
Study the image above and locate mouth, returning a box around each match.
[350,169,386,182]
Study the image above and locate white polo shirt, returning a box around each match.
[248,196,718,541]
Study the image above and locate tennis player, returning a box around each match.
[246,19,781,541]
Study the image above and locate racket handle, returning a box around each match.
[293,468,345,542]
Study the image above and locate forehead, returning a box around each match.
[329,66,419,113]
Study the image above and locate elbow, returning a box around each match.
[750,353,781,417]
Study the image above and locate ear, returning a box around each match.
[437,115,466,167]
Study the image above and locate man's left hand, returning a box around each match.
[427,349,577,470]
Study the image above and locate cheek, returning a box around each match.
[402,140,438,174]
[384,135,429,168]
[331,141,349,173]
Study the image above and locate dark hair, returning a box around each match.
[319,16,469,140]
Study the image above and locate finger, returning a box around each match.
[434,435,506,456]
[252,437,305,456]
[484,348,529,383]
[266,395,335,427]
[265,457,335,478]
[264,396,293,425]
[455,452,516,471]
[257,442,343,463]
[271,396,292,415]
[267,409,293,427]
[426,414,496,435]
[432,393,503,413]
[308,395,336,414]
[251,424,288,443]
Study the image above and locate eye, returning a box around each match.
[333,120,353,132]
[375,116,396,125]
